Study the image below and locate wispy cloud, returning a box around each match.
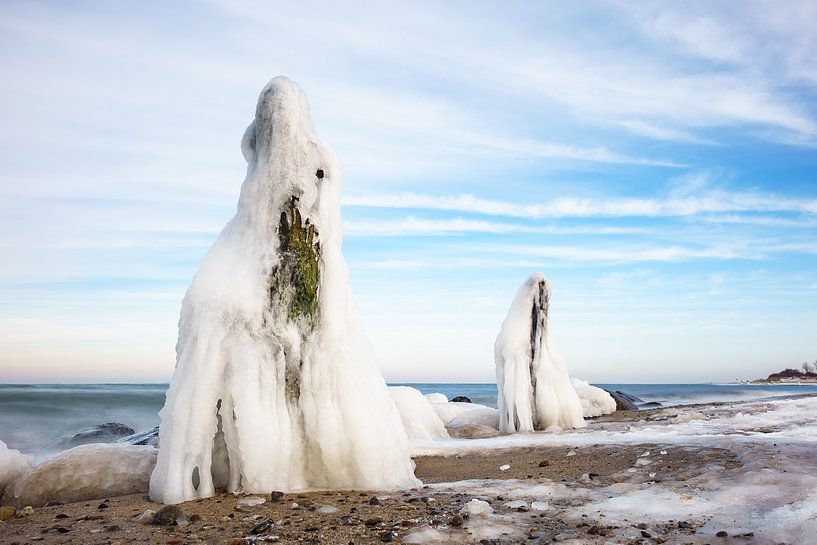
[344,189,817,219]
[343,217,646,236]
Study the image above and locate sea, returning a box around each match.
[2,382,817,458]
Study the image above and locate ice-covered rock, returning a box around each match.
[0,440,32,500]
[116,426,159,447]
[571,378,617,418]
[53,422,135,448]
[605,390,641,411]
[424,393,448,404]
[3,444,156,507]
[495,274,586,432]
[431,401,494,425]
[461,498,493,516]
[445,407,499,429]
[446,424,501,439]
[149,77,418,504]
[388,387,449,441]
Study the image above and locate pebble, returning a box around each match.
[19,505,34,517]
[499,464,511,471]
[134,509,156,524]
[54,513,69,519]
[270,491,285,502]
[538,460,550,467]
[365,517,384,526]
[152,504,185,525]
[380,530,396,542]
[449,514,464,527]
[0,506,16,521]
[369,496,381,505]
[716,530,729,537]
[98,499,110,509]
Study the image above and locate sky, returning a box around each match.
[1,0,816,383]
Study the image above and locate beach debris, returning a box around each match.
[0,506,16,520]
[236,496,266,509]
[317,504,338,514]
[495,274,586,432]
[499,464,511,471]
[566,450,576,457]
[461,498,493,516]
[149,76,418,505]
[531,501,549,511]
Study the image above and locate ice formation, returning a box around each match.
[571,378,617,418]
[445,407,499,429]
[495,273,586,432]
[149,77,418,504]
[430,401,495,426]
[3,444,156,507]
[0,440,31,501]
[388,387,449,441]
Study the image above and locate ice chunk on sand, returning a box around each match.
[149,77,418,504]
[3,444,156,507]
[495,274,586,432]
[461,498,494,516]
[0,440,32,500]
[445,406,499,429]
[389,387,449,440]
[571,378,617,417]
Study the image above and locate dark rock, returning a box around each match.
[54,513,69,519]
[678,521,693,529]
[54,526,71,533]
[716,530,728,538]
[105,524,121,532]
[641,530,652,538]
[639,401,663,408]
[603,390,641,411]
[365,517,383,527]
[538,460,550,467]
[304,526,319,532]
[338,515,361,526]
[116,426,159,447]
[449,514,464,527]
[369,496,380,505]
[97,500,109,509]
[54,423,135,448]
[189,514,202,522]
[250,518,275,535]
[270,491,285,502]
[380,530,395,542]
[451,396,472,403]
[152,504,184,526]
[316,169,324,179]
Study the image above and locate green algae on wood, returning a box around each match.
[271,196,321,327]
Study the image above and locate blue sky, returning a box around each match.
[1,0,816,383]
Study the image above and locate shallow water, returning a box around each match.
[2,381,817,456]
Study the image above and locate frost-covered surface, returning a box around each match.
[150,77,417,504]
[430,401,494,425]
[3,444,156,508]
[388,387,449,441]
[495,274,585,432]
[445,407,498,429]
[424,393,449,404]
[0,440,32,500]
[571,378,617,418]
[405,395,817,543]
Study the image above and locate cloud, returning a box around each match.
[343,189,817,219]
[343,217,646,236]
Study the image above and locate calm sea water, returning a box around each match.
[2,382,816,457]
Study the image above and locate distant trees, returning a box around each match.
[800,361,816,374]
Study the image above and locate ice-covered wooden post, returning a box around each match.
[495,273,586,432]
[149,77,418,504]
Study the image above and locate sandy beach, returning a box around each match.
[4,395,814,545]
